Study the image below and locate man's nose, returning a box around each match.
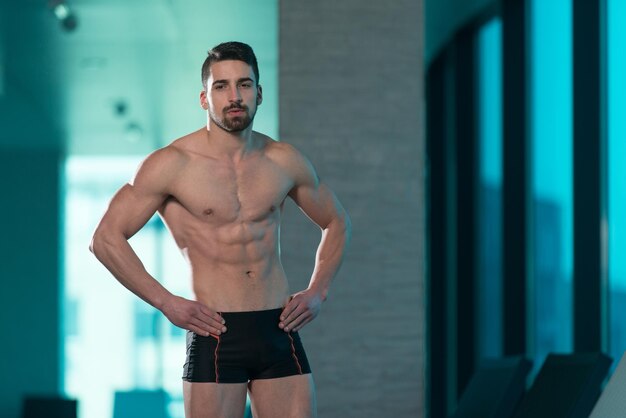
[229,86,242,102]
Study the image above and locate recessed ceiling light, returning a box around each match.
[125,122,144,143]
[114,100,128,117]
[49,0,79,33]
[52,3,70,20]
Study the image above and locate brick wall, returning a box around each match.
[279,1,426,416]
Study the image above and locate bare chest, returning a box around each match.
[168,156,293,223]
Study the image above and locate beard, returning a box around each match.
[209,104,255,132]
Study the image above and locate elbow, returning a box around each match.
[89,229,102,256]
[328,211,351,246]
[89,226,114,257]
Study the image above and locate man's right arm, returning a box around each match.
[89,147,226,337]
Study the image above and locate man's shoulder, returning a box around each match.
[146,128,210,166]
[167,129,206,156]
[261,135,307,165]
[142,144,189,170]
[131,142,190,188]
[260,137,318,185]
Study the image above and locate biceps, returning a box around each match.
[292,183,344,229]
[98,184,165,238]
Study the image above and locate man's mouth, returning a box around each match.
[226,106,246,114]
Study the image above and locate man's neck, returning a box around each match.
[205,123,258,161]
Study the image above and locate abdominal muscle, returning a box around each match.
[163,210,291,313]
[188,253,291,313]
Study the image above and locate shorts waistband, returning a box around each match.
[217,307,283,319]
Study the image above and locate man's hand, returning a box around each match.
[160,295,226,337]
[279,289,324,332]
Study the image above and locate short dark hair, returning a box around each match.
[201,41,260,90]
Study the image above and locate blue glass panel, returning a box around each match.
[476,18,503,360]
[608,0,626,362]
[530,0,573,375]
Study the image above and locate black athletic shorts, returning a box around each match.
[182,308,311,383]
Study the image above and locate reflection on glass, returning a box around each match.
[476,18,503,360]
[608,0,626,363]
[530,0,573,375]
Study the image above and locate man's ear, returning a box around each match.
[256,85,263,106]
[199,90,208,109]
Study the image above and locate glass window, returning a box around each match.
[529,0,573,375]
[63,157,191,418]
[476,18,503,360]
[608,0,626,363]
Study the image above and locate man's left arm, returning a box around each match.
[279,152,352,332]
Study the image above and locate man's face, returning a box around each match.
[201,60,262,132]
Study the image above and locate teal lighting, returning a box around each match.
[608,0,626,362]
[476,17,503,360]
[530,0,573,376]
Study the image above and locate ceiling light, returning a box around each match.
[53,3,70,20]
[125,122,144,143]
[49,1,79,33]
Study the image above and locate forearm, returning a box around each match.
[308,215,352,299]
[90,230,172,310]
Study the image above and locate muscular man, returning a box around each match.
[89,41,351,418]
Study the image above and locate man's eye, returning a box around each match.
[214,84,226,90]
[241,83,252,88]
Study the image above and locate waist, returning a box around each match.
[192,274,290,312]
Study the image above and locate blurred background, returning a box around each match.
[1,0,624,417]
[427,0,626,416]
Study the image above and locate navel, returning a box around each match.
[269,205,276,212]
[203,208,214,216]
[245,270,257,279]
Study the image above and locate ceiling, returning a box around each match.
[0,0,278,155]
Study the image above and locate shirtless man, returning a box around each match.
[89,42,351,418]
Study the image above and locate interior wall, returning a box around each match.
[0,148,62,418]
[0,4,63,151]
[279,1,425,416]
[0,7,63,417]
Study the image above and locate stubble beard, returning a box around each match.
[210,105,255,132]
